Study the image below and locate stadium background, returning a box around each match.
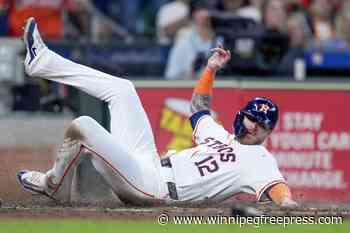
[0,0,350,231]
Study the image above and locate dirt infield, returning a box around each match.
[0,146,119,206]
[0,146,55,204]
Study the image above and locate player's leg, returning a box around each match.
[17,134,83,203]
[18,116,166,204]
[23,17,158,158]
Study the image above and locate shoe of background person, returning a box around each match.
[23,17,47,66]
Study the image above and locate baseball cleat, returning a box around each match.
[17,170,51,198]
[23,17,47,66]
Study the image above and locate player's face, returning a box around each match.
[239,115,272,145]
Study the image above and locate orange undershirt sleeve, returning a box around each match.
[194,68,216,96]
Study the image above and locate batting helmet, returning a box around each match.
[233,97,279,138]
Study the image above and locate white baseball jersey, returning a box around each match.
[170,114,285,203]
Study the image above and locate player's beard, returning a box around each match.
[240,130,270,145]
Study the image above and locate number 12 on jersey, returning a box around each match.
[194,153,236,177]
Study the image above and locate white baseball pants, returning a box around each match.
[26,48,169,204]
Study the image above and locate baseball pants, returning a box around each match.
[26,48,169,204]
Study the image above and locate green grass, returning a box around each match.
[0,219,348,233]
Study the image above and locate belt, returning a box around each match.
[160,157,179,200]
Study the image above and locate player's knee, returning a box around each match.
[122,79,135,91]
[112,79,136,96]
[66,116,96,140]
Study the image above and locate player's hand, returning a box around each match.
[207,44,231,72]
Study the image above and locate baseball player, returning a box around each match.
[18,17,297,208]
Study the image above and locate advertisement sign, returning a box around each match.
[137,87,350,202]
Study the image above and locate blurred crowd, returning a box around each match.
[0,0,350,80]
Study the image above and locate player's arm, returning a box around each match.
[190,46,231,115]
[267,183,298,208]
